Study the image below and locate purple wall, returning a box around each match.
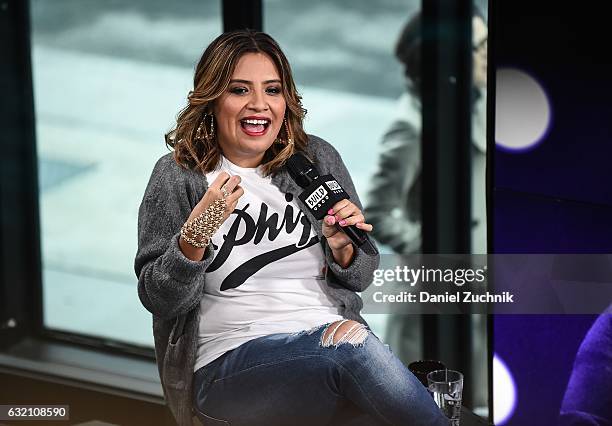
[493,2,611,424]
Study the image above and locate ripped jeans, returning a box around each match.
[192,319,447,426]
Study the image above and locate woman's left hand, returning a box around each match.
[322,199,374,251]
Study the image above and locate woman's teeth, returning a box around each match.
[241,119,270,134]
[243,119,268,125]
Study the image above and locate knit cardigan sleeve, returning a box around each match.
[134,154,212,320]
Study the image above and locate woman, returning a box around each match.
[135,30,446,426]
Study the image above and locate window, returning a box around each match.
[265,0,488,413]
[31,0,221,347]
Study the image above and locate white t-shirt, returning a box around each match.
[194,156,344,371]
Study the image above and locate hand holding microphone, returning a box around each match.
[322,200,373,251]
[285,153,377,256]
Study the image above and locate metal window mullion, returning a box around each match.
[222,0,263,32]
[421,0,475,409]
[0,0,43,347]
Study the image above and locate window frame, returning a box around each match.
[0,0,262,399]
[0,0,490,420]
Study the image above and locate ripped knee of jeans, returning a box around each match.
[320,319,369,349]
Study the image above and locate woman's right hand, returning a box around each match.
[179,172,244,260]
[188,172,243,224]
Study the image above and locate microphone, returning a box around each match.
[285,153,377,255]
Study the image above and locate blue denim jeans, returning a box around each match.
[193,321,447,426]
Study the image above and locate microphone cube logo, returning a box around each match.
[325,180,341,191]
[305,185,329,210]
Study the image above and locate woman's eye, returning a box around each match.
[230,87,248,95]
[266,87,281,94]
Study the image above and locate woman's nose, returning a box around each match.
[247,90,268,111]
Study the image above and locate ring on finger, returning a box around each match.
[220,185,231,199]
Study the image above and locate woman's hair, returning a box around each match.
[395,7,486,94]
[166,29,308,176]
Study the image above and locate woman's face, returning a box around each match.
[473,16,488,88]
[213,52,287,168]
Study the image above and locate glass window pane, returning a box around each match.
[31,0,221,347]
[264,0,421,352]
[265,0,420,361]
[265,0,414,197]
[266,0,488,414]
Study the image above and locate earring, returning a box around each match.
[195,113,215,142]
[277,117,293,145]
[208,114,215,141]
[285,118,293,145]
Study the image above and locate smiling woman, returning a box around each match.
[135,29,447,426]
[213,52,287,167]
[165,31,307,177]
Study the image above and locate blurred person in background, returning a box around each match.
[560,304,612,425]
[363,9,489,410]
[135,30,447,426]
[365,9,488,255]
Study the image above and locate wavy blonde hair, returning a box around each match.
[165,30,308,176]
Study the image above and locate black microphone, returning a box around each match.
[285,153,377,255]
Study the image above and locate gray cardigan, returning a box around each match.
[135,135,380,426]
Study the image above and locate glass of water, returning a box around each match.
[427,369,463,426]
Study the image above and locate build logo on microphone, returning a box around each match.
[305,185,329,210]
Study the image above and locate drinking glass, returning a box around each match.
[427,369,463,426]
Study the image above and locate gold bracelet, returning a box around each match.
[180,198,226,248]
